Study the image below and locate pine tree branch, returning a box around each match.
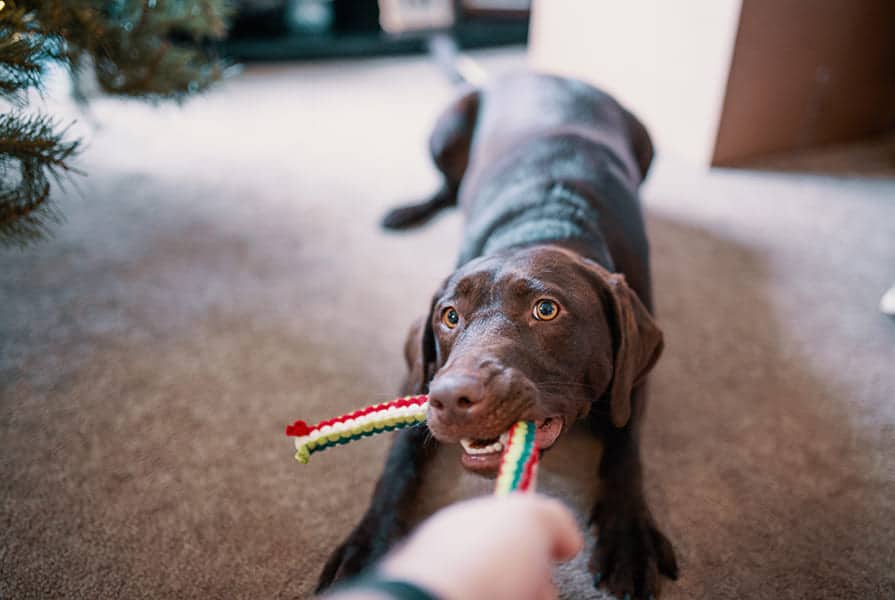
[91,0,232,101]
[0,113,80,169]
[32,0,233,102]
[0,37,43,100]
[0,170,55,246]
[0,6,57,104]
[0,0,233,247]
[0,111,80,248]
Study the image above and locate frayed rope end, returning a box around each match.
[294,447,311,464]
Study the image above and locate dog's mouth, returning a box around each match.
[458,417,564,474]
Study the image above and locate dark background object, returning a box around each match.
[223,0,529,61]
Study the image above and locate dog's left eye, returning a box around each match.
[533,299,560,321]
[442,306,460,329]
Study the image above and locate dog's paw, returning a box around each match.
[315,538,375,594]
[589,510,678,599]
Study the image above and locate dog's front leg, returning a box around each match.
[590,396,678,598]
[315,425,437,592]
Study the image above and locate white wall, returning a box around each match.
[529,0,743,165]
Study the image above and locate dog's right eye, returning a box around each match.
[533,299,560,321]
[441,307,460,329]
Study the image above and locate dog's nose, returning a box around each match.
[427,372,484,424]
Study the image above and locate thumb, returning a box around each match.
[534,498,583,561]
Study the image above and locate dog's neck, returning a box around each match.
[457,180,616,270]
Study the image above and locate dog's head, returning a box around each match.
[404,245,663,474]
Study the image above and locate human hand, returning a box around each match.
[379,494,583,600]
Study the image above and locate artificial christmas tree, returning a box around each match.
[0,0,231,247]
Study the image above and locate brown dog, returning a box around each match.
[318,73,678,599]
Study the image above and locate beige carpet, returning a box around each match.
[2,51,894,599]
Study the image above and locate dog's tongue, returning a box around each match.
[535,417,563,450]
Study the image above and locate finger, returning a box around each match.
[536,579,558,600]
[531,563,558,600]
[533,497,584,561]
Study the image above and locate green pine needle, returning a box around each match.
[0,30,53,104]
[0,111,81,248]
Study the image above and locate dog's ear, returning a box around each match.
[602,272,664,428]
[420,297,439,390]
[400,295,441,395]
[400,315,427,396]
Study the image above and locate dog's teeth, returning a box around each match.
[460,438,504,455]
[499,431,510,445]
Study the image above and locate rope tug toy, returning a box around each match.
[285,395,539,494]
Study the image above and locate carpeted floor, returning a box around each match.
[2,51,894,599]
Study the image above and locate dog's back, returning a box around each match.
[456,73,656,305]
[463,73,651,194]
